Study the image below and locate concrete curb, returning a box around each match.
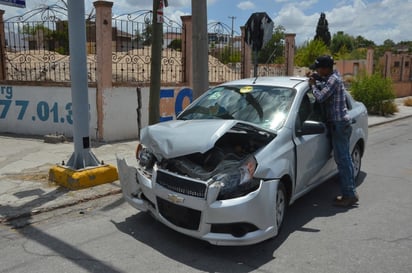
[368,114,412,128]
[49,164,118,190]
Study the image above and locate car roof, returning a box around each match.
[218,76,308,89]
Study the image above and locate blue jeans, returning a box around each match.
[330,120,356,197]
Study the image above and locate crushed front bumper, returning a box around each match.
[117,157,280,246]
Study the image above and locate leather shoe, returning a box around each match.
[333,194,359,207]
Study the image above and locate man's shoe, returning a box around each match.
[333,195,359,207]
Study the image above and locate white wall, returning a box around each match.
[0,85,97,138]
[0,85,193,141]
[102,86,193,141]
[102,86,144,141]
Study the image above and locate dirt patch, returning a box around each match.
[6,172,50,182]
[1,164,54,184]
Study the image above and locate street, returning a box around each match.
[1,117,412,273]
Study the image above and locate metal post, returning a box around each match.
[191,0,209,99]
[0,10,6,80]
[66,0,100,169]
[149,0,163,125]
[253,50,258,77]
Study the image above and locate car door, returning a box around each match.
[293,90,334,195]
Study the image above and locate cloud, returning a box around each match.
[324,0,412,44]
[274,5,319,44]
[273,0,412,45]
[237,1,255,10]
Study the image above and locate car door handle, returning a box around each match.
[351,119,357,124]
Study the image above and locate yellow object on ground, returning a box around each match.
[49,164,118,190]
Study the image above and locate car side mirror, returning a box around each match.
[296,120,326,136]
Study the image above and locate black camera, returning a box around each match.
[310,73,324,82]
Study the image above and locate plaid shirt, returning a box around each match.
[311,70,350,122]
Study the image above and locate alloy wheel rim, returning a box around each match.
[352,147,361,179]
[276,189,285,228]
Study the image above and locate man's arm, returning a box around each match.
[311,75,339,103]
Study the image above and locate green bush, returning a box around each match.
[350,73,397,116]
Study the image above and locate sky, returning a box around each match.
[1,0,411,46]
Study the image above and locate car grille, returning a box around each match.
[156,197,201,230]
[155,169,207,198]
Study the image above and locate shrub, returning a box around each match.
[404,97,412,106]
[381,100,398,114]
[350,72,397,116]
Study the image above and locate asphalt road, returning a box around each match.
[1,118,411,273]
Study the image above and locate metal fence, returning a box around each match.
[4,5,97,82]
[207,22,242,83]
[111,11,183,84]
[2,5,286,84]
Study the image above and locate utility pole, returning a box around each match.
[65,0,99,169]
[149,0,164,125]
[49,0,117,189]
[191,0,209,99]
[228,16,236,57]
[228,16,236,38]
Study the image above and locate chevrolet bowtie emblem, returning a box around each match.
[167,193,185,204]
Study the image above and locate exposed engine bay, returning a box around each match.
[154,124,275,180]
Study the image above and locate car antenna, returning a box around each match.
[253,45,276,84]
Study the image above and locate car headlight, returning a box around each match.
[136,144,155,169]
[215,156,260,200]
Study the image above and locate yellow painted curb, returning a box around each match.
[49,164,119,190]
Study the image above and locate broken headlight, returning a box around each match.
[215,156,260,200]
[136,144,155,169]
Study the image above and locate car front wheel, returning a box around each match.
[275,182,287,233]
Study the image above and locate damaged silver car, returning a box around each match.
[117,76,368,245]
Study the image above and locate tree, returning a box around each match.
[133,28,145,49]
[353,35,375,49]
[142,22,152,46]
[54,21,69,54]
[295,39,330,67]
[314,12,331,47]
[168,39,182,51]
[258,25,285,64]
[330,31,354,55]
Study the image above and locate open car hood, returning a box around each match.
[140,119,273,160]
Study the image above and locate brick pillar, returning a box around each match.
[366,48,374,75]
[284,33,296,76]
[241,26,252,78]
[0,10,6,80]
[181,16,192,86]
[94,1,113,140]
[384,50,392,79]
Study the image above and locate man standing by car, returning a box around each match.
[308,55,359,207]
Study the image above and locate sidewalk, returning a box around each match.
[1,97,412,224]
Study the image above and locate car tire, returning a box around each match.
[275,182,287,234]
[352,143,362,182]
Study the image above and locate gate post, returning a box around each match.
[181,15,192,86]
[366,48,374,76]
[284,33,295,76]
[0,10,6,80]
[94,1,113,140]
[384,51,392,79]
[241,26,252,78]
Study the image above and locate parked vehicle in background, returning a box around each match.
[117,76,368,245]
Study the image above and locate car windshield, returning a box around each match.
[178,85,296,130]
